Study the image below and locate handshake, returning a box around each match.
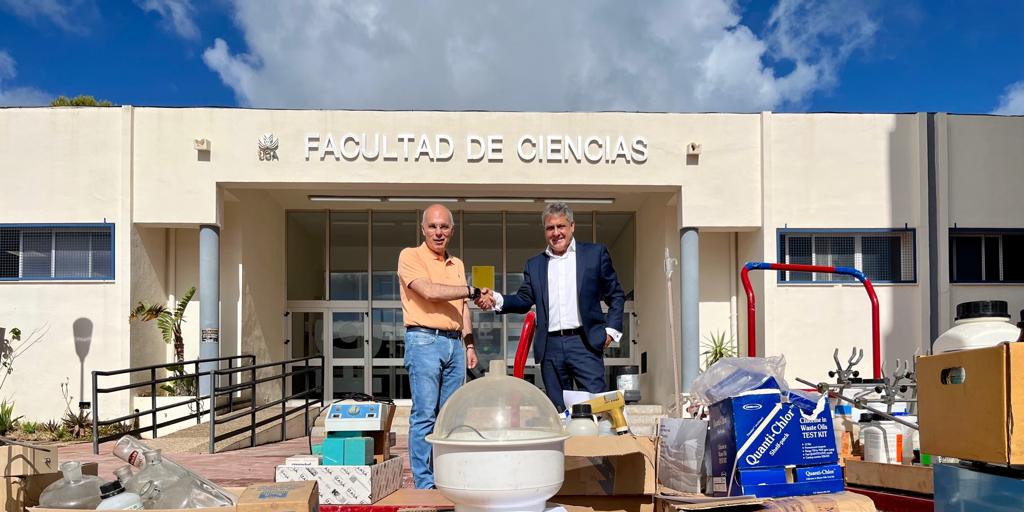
[473,288,497,310]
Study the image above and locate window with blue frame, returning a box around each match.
[0,224,114,280]
[949,229,1024,283]
[778,229,916,283]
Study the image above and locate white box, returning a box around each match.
[275,456,402,505]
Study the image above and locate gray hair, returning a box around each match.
[422,204,455,226]
[542,202,574,225]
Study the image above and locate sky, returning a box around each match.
[1,0,1023,114]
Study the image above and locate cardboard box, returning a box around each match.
[707,390,839,498]
[559,436,657,496]
[375,489,453,508]
[275,455,402,505]
[3,463,97,511]
[1,444,58,477]
[843,460,933,495]
[918,343,1024,465]
[554,495,654,512]
[237,481,317,512]
[656,491,875,511]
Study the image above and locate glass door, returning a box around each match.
[285,311,325,400]
[331,309,369,397]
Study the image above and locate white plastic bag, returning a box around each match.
[691,355,789,405]
[657,418,708,493]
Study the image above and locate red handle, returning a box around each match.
[741,262,880,379]
[513,311,536,379]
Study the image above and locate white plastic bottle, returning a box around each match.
[933,300,1020,353]
[566,404,599,436]
[96,481,144,510]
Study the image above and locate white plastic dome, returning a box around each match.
[427,360,569,512]
[428,360,565,444]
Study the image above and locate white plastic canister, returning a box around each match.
[933,301,1020,353]
[862,418,902,464]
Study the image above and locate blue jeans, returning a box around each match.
[404,330,465,489]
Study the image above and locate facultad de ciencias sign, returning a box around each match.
[304,133,648,164]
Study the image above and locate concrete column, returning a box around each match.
[199,225,220,396]
[681,227,700,392]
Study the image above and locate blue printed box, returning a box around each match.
[708,389,839,497]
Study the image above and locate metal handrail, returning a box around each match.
[207,355,323,453]
[91,354,255,454]
[740,261,881,379]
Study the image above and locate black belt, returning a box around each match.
[548,327,584,337]
[406,326,461,339]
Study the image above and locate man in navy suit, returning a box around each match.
[476,202,625,411]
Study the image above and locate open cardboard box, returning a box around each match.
[3,462,96,512]
[1,443,58,478]
[31,481,319,512]
[559,436,657,496]
[918,342,1024,465]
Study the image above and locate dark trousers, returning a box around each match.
[540,333,607,411]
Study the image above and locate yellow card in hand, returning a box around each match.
[472,266,495,291]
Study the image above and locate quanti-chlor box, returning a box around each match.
[708,389,841,498]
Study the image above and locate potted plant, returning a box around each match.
[701,330,737,371]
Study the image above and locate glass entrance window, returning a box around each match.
[287,212,326,300]
[288,209,638,398]
[371,308,405,359]
[373,212,418,300]
[330,212,369,300]
[332,311,365,358]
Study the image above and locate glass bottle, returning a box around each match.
[39,461,104,509]
[112,435,237,507]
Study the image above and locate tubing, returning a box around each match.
[741,262,881,379]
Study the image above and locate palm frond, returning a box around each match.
[129,302,166,322]
[156,314,175,345]
[175,287,196,320]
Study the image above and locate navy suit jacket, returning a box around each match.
[499,241,626,362]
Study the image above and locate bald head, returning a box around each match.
[422,204,454,226]
[421,204,455,255]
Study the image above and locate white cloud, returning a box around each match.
[992,81,1024,115]
[203,0,877,111]
[135,0,200,41]
[0,0,97,34]
[0,51,51,106]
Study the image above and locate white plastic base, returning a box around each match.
[431,433,567,512]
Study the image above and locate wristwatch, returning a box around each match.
[468,286,481,300]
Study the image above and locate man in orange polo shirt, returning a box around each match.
[398,204,482,489]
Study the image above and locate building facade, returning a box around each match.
[1,107,1022,421]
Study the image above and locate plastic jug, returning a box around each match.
[861,416,902,464]
[39,461,104,509]
[96,480,144,510]
[933,301,1021,353]
[566,404,599,436]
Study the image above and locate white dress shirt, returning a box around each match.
[494,238,622,342]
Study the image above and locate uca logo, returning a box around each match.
[258,133,279,161]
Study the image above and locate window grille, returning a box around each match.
[779,230,915,283]
[950,230,1024,283]
[0,225,114,280]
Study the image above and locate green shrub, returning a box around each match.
[0,401,22,436]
